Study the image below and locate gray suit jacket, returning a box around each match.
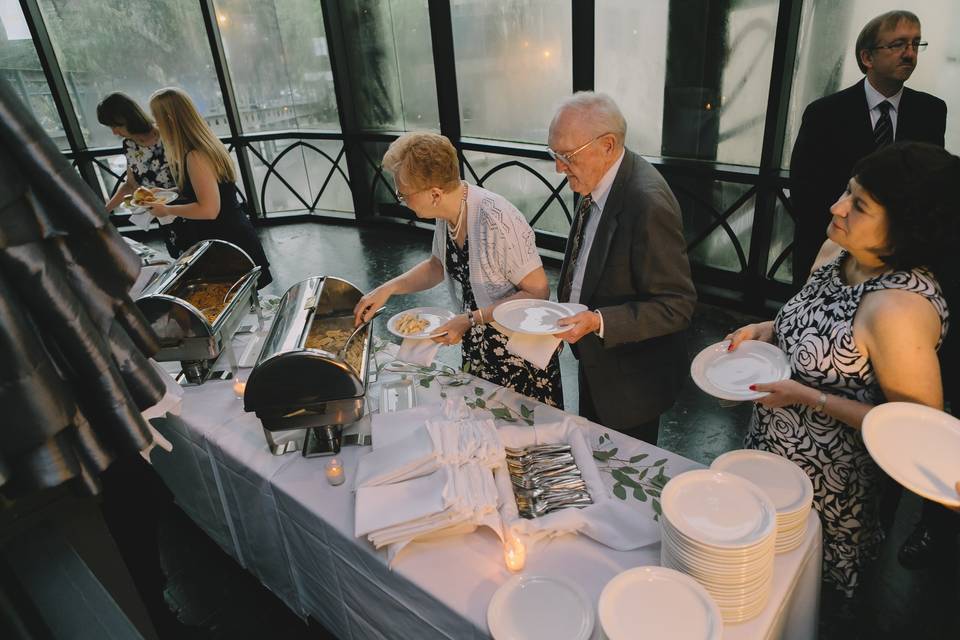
[559,149,696,428]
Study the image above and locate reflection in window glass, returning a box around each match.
[595,0,668,157]
[35,0,227,149]
[452,0,571,144]
[463,151,573,237]
[213,0,339,133]
[340,0,439,131]
[597,0,776,167]
[783,0,960,168]
[0,3,66,147]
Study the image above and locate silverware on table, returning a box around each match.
[505,442,591,518]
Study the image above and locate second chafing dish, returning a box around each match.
[135,239,262,383]
[243,276,373,456]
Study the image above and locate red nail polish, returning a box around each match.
[748,384,757,391]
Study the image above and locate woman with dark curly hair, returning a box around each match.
[726,142,958,599]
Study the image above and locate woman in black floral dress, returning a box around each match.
[354,132,563,407]
[726,143,958,598]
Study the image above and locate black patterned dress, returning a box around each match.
[745,252,948,597]
[445,232,563,408]
[123,137,175,189]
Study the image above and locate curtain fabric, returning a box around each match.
[0,77,166,497]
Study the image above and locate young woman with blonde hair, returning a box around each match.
[146,87,272,286]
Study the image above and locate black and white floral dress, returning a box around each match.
[745,252,948,597]
[123,137,175,189]
[446,232,563,408]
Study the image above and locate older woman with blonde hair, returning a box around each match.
[145,87,271,286]
[354,132,563,407]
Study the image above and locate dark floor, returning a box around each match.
[143,221,958,640]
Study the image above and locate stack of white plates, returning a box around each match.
[711,449,814,553]
[659,470,777,624]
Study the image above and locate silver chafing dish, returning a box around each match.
[135,239,262,384]
[243,276,373,456]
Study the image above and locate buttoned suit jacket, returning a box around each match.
[789,78,946,283]
[559,149,696,429]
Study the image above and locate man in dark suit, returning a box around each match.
[550,92,696,445]
[790,10,946,286]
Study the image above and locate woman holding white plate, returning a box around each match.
[726,142,958,598]
[353,132,563,407]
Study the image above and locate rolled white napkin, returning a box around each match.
[505,332,562,370]
[396,338,441,366]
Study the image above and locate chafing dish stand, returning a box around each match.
[136,239,263,384]
[243,276,373,456]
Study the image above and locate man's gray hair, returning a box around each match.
[551,91,627,146]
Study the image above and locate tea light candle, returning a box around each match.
[503,534,526,572]
[325,458,345,486]
[232,378,247,398]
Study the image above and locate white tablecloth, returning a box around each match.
[149,335,821,640]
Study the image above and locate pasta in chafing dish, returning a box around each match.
[395,312,430,335]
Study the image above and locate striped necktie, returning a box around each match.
[874,101,893,149]
[558,195,593,303]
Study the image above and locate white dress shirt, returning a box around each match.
[567,149,625,338]
[864,78,903,138]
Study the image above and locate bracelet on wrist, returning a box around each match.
[466,311,476,329]
[813,391,827,413]
[477,308,485,325]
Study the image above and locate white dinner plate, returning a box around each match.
[661,470,777,549]
[386,307,456,339]
[487,575,594,640]
[121,189,179,213]
[492,300,587,335]
[862,402,960,508]
[690,340,791,401]
[598,566,721,640]
[710,449,813,516]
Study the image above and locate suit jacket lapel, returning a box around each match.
[896,87,916,140]
[851,79,875,150]
[578,150,631,306]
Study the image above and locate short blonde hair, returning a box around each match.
[382,132,461,192]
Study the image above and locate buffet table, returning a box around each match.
[149,332,821,640]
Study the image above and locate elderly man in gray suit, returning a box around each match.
[551,92,696,445]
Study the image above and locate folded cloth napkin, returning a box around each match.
[355,466,452,537]
[495,418,661,551]
[396,338,441,367]
[355,423,440,488]
[506,332,562,370]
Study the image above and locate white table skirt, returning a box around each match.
[149,336,821,640]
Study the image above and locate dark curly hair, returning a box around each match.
[853,142,960,285]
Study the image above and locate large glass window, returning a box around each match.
[783,0,960,167]
[212,0,339,133]
[35,0,227,149]
[597,0,777,167]
[0,2,65,147]
[451,0,571,144]
[340,0,439,132]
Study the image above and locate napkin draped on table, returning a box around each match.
[396,337,442,367]
[496,418,662,551]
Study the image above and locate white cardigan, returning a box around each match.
[432,184,542,310]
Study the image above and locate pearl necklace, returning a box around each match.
[448,182,468,240]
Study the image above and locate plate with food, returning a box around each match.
[387,307,456,339]
[122,187,178,213]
